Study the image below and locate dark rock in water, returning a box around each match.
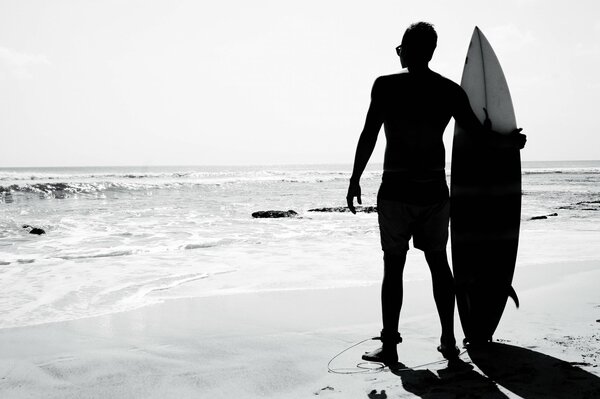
[560,200,599,211]
[22,224,46,235]
[308,206,378,213]
[252,210,298,218]
[530,213,558,221]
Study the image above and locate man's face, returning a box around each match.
[396,44,407,68]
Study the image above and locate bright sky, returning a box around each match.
[1,0,599,167]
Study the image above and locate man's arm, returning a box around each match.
[453,87,526,149]
[347,79,384,214]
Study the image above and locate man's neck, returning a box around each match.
[407,64,430,74]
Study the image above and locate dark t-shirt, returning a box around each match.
[371,70,469,205]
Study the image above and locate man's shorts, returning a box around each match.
[377,198,450,254]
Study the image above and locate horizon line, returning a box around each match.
[1,159,600,169]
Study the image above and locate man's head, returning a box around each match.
[397,22,437,68]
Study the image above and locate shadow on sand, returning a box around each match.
[383,344,600,398]
[467,343,600,399]
[391,359,510,398]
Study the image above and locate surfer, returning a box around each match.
[346,22,526,367]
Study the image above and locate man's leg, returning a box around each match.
[362,250,406,366]
[424,249,456,347]
[382,250,407,335]
[367,198,410,366]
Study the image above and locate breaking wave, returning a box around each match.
[0,168,372,199]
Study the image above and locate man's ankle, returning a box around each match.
[379,329,402,344]
[440,335,456,346]
[382,342,397,352]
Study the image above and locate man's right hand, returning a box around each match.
[511,128,527,149]
[484,108,526,149]
[489,128,527,149]
[346,181,362,214]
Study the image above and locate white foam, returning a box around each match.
[1,163,599,329]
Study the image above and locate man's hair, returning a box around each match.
[401,22,437,62]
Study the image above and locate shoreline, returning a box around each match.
[1,260,599,398]
[1,258,598,333]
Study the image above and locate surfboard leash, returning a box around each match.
[327,337,467,375]
[327,337,385,374]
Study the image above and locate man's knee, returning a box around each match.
[424,249,448,264]
[383,250,407,274]
[384,249,407,262]
[424,250,453,278]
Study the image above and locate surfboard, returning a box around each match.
[450,27,521,344]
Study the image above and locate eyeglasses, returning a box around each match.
[395,45,402,56]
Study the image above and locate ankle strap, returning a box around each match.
[374,330,402,344]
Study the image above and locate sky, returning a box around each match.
[1,0,599,167]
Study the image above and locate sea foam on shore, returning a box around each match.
[0,162,599,329]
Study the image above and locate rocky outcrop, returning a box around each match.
[252,210,298,218]
[308,206,378,213]
[22,224,46,235]
[530,213,558,221]
[252,206,379,218]
[559,201,600,211]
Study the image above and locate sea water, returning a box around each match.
[1,161,599,329]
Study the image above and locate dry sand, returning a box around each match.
[1,260,599,398]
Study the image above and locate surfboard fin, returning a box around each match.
[508,286,520,308]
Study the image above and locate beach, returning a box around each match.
[0,259,599,398]
[3,0,600,395]
[1,163,600,397]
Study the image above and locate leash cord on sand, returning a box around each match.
[327,338,385,374]
[327,337,468,375]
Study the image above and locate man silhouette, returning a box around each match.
[346,22,526,366]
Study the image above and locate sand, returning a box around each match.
[1,260,599,398]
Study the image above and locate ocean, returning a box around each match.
[1,161,599,329]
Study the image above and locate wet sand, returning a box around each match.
[0,260,599,398]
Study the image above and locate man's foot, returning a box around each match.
[437,343,460,361]
[362,330,402,367]
[362,346,398,367]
